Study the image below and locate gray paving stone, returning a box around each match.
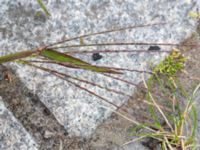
[194,86,200,145]
[0,97,38,150]
[0,0,199,137]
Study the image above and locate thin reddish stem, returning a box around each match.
[29,59,152,74]
[46,22,167,48]
[50,42,199,50]
[65,49,171,54]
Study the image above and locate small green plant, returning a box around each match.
[127,50,198,150]
[153,49,187,77]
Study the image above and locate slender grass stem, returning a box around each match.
[20,60,120,108]
[0,50,36,64]
[28,60,152,74]
[46,22,167,48]
[99,105,157,133]
[142,73,174,132]
[51,42,198,49]
[65,49,171,54]
[121,136,146,146]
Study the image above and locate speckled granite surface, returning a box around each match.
[0,0,199,137]
[194,87,200,144]
[0,97,38,150]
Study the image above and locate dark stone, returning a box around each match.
[43,107,51,116]
[92,53,103,61]
[142,138,161,150]
[63,131,68,136]
[148,46,161,51]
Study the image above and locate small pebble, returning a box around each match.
[148,46,161,51]
[43,107,51,116]
[44,130,55,139]
[92,53,103,61]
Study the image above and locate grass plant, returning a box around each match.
[0,22,199,149]
[126,50,199,150]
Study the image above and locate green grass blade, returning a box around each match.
[146,77,162,128]
[0,50,35,64]
[41,49,90,65]
[40,49,121,74]
[37,0,51,16]
[185,105,197,146]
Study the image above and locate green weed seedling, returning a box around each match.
[129,49,198,150]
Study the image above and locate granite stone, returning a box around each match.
[0,97,38,150]
[0,0,199,137]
